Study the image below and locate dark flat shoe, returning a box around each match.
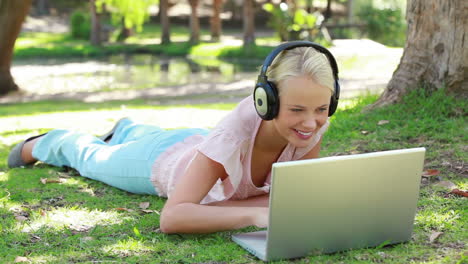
[7,133,47,168]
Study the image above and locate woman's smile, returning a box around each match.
[292,128,314,140]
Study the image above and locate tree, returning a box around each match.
[188,0,200,44]
[0,0,32,96]
[305,0,313,13]
[211,0,222,42]
[117,17,132,41]
[160,0,170,44]
[323,0,332,22]
[346,0,354,23]
[90,0,102,46]
[243,0,255,47]
[35,0,50,16]
[370,0,467,109]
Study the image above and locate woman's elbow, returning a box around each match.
[159,224,175,234]
[159,208,177,234]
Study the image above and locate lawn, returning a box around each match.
[0,89,466,263]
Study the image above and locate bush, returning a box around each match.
[70,11,91,40]
[358,4,406,47]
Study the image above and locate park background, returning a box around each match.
[0,0,466,263]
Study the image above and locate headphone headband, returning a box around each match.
[259,41,339,82]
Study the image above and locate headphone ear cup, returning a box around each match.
[328,81,340,116]
[328,96,338,116]
[254,81,279,120]
[254,85,269,118]
[267,81,280,119]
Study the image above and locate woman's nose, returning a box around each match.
[302,116,317,130]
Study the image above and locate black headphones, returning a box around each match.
[253,41,340,120]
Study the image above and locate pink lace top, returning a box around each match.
[150,95,330,204]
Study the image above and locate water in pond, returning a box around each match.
[11,54,262,95]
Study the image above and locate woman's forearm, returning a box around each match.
[206,194,269,207]
[160,203,266,234]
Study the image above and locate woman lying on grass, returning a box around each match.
[8,41,340,234]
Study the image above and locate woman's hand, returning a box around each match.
[252,207,269,228]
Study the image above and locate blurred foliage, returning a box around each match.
[329,25,363,39]
[358,4,406,47]
[293,0,407,47]
[95,0,158,33]
[358,0,406,12]
[352,0,406,47]
[70,10,91,40]
[262,2,326,43]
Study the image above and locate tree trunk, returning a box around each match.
[243,0,255,47]
[324,0,332,22]
[0,0,32,96]
[117,17,132,42]
[188,0,200,44]
[369,0,467,109]
[160,0,171,44]
[286,0,296,11]
[211,0,222,42]
[226,0,242,21]
[90,0,101,46]
[306,0,313,13]
[36,0,49,16]
[347,0,354,23]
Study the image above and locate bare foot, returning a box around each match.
[21,137,42,164]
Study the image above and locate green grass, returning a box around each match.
[125,23,209,41]
[1,89,467,263]
[14,31,192,59]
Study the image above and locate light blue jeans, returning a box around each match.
[32,118,209,195]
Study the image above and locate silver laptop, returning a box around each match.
[232,148,426,261]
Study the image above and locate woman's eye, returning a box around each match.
[318,107,328,113]
[290,108,302,112]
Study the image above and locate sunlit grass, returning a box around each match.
[19,207,128,233]
[190,42,232,58]
[415,209,462,232]
[126,23,209,41]
[102,237,154,257]
[25,255,60,263]
[16,32,74,48]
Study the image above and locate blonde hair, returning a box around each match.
[265,47,335,94]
